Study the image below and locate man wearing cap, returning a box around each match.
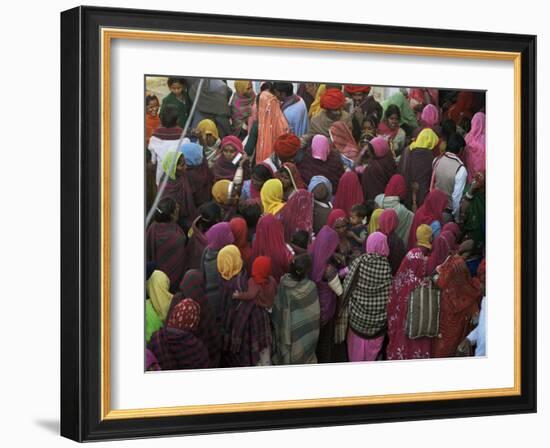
[344,84,383,124]
[262,132,304,173]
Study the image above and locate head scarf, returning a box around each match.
[221,135,244,153]
[333,171,364,215]
[229,217,248,249]
[273,133,301,159]
[384,174,407,200]
[365,231,390,256]
[251,214,291,282]
[162,151,182,180]
[217,244,243,280]
[327,208,348,228]
[197,118,219,140]
[416,224,433,249]
[381,91,419,129]
[167,298,200,332]
[370,137,390,158]
[408,189,448,249]
[368,208,383,234]
[442,222,461,240]
[180,142,203,166]
[410,128,439,150]
[205,222,234,250]
[279,162,306,190]
[427,230,457,274]
[308,225,340,282]
[464,112,486,182]
[344,85,371,94]
[307,175,333,199]
[320,88,345,110]
[261,179,285,215]
[378,209,399,236]
[211,179,231,204]
[309,84,326,118]
[146,270,173,321]
[178,269,205,300]
[421,104,440,128]
[329,121,359,160]
[251,256,272,286]
[234,80,252,95]
[311,134,330,161]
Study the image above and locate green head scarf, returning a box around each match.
[382,91,419,129]
[162,151,182,180]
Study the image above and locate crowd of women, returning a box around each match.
[144,78,487,371]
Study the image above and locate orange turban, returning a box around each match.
[273,133,301,158]
[320,88,346,110]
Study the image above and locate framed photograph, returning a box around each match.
[60,5,536,442]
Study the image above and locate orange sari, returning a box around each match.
[255,91,289,163]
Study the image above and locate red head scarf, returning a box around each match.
[229,217,248,248]
[327,208,348,228]
[320,88,346,110]
[279,162,306,190]
[333,171,364,215]
[408,189,449,249]
[221,135,244,153]
[273,133,301,159]
[329,121,359,161]
[251,214,292,281]
[384,174,407,200]
[251,256,272,286]
[442,222,461,240]
[167,298,200,332]
[427,230,457,274]
[344,85,371,94]
[378,209,399,236]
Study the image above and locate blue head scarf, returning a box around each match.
[307,175,333,199]
[180,142,204,166]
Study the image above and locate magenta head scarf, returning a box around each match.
[308,225,339,283]
[205,222,235,250]
[378,209,399,236]
[221,135,244,153]
[365,231,390,256]
[464,111,486,182]
[370,136,390,158]
[421,104,440,128]
[311,134,330,162]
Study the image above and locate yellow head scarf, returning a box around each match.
[416,224,433,250]
[161,151,182,180]
[212,180,231,205]
[308,84,326,118]
[261,179,285,215]
[234,80,252,95]
[146,270,173,321]
[197,119,220,140]
[368,208,383,234]
[410,128,439,151]
[217,244,243,280]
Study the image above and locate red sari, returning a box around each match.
[333,171,364,215]
[276,189,314,243]
[386,247,432,360]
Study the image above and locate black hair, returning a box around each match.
[253,164,273,182]
[364,200,379,222]
[364,113,380,129]
[272,82,294,96]
[146,94,159,106]
[197,201,221,231]
[290,230,309,250]
[441,119,457,139]
[400,123,414,138]
[238,201,263,229]
[290,254,312,281]
[351,203,368,218]
[154,197,176,223]
[160,104,179,128]
[446,133,466,154]
[167,77,186,88]
[458,116,471,134]
[385,104,401,120]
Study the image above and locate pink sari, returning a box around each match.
[386,247,432,360]
[463,112,486,182]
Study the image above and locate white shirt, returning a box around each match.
[452,165,468,220]
[467,296,486,356]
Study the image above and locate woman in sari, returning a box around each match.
[335,232,393,361]
[386,224,434,360]
[329,120,360,169]
[309,225,345,363]
[211,179,239,222]
[308,175,334,235]
[271,254,321,365]
[146,197,187,293]
[200,222,235,322]
[377,105,406,157]
[276,162,306,200]
[251,214,293,282]
[148,298,209,370]
[230,80,255,138]
[145,270,173,340]
[218,245,272,367]
[368,208,383,234]
[196,118,221,167]
[426,230,457,275]
[297,134,345,193]
[378,209,407,275]
[408,188,449,249]
[168,270,221,367]
[255,89,289,163]
[463,112,486,183]
[212,135,250,183]
[374,174,414,245]
[361,136,396,201]
[381,91,419,130]
[433,255,481,358]
[398,128,438,208]
[229,217,252,272]
[333,171,364,216]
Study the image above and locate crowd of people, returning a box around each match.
[144,78,487,371]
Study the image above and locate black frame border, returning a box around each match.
[60,6,536,442]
